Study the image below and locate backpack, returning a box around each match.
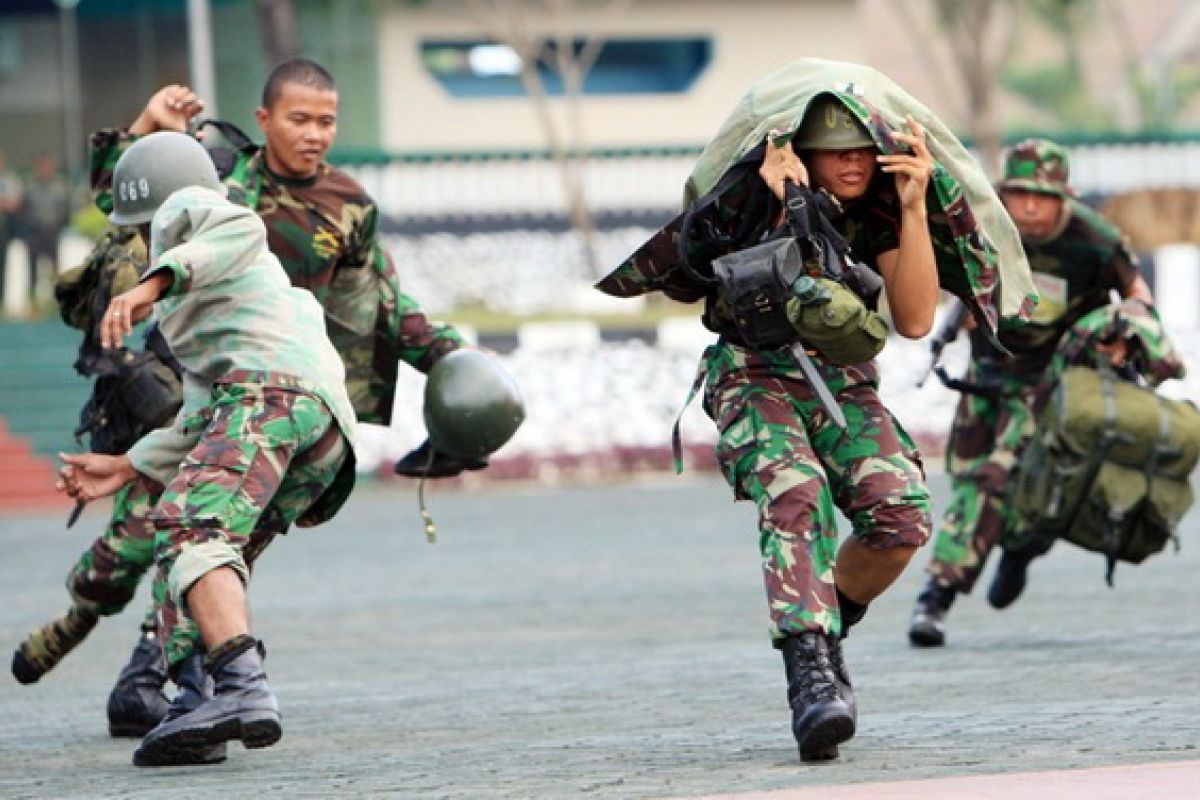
[1013,365,1200,584]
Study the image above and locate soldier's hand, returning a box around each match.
[878,115,934,213]
[759,132,809,201]
[1095,336,1131,369]
[130,85,205,135]
[56,453,136,503]
[101,281,160,349]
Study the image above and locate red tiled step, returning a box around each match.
[0,419,67,515]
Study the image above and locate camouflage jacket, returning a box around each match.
[89,127,463,424]
[972,198,1142,374]
[128,186,356,521]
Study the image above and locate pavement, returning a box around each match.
[2,472,1199,799]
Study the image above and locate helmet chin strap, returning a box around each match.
[417,445,437,544]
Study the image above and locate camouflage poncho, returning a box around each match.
[596,58,1038,338]
[128,186,356,507]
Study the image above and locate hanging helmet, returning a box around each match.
[792,95,875,151]
[109,131,223,225]
[423,349,526,459]
[998,138,1071,197]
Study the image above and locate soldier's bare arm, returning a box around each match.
[875,116,938,339]
[128,85,205,136]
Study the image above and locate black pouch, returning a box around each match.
[76,348,183,455]
[711,234,806,349]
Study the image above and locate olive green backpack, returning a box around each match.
[1014,366,1200,584]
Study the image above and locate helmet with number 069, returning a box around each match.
[109,131,223,225]
[423,349,526,460]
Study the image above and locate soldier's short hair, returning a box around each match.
[261,57,336,108]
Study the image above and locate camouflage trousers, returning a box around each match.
[702,343,932,641]
[69,380,348,667]
[924,368,1047,592]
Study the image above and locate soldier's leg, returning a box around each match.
[12,475,163,684]
[820,382,933,619]
[709,369,853,762]
[817,382,932,722]
[135,386,347,767]
[912,383,1038,646]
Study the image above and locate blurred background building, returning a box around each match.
[1,0,1199,511]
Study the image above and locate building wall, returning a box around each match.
[376,0,861,152]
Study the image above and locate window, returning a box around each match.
[421,37,712,98]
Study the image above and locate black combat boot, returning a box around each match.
[107,628,170,737]
[908,579,956,648]
[133,653,227,766]
[393,438,488,478]
[987,538,1052,609]
[780,632,855,761]
[824,633,856,724]
[11,603,100,684]
[132,636,280,767]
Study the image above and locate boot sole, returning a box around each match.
[132,712,280,767]
[797,713,856,762]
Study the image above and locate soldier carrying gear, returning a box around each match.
[907,136,1169,648]
[597,58,1033,763]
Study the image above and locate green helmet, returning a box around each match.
[792,95,875,151]
[998,138,1070,197]
[109,131,223,225]
[424,349,526,459]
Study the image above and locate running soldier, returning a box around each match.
[597,59,1034,761]
[908,138,1165,647]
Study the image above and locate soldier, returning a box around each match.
[57,131,357,766]
[908,138,1157,648]
[597,59,1033,762]
[11,58,467,736]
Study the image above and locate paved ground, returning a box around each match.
[2,472,1199,799]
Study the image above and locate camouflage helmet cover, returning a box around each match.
[792,94,875,151]
[423,349,526,459]
[109,131,223,225]
[999,138,1071,197]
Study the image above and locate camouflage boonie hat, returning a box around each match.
[999,138,1070,197]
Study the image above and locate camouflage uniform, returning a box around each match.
[605,137,934,640]
[54,128,462,632]
[126,186,356,665]
[925,140,1145,592]
[705,345,931,640]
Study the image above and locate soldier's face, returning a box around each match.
[1002,188,1063,239]
[807,147,876,202]
[256,82,339,179]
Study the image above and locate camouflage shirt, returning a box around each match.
[975,198,1141,372]
[128,186,356,520]
[89,128,463,424]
